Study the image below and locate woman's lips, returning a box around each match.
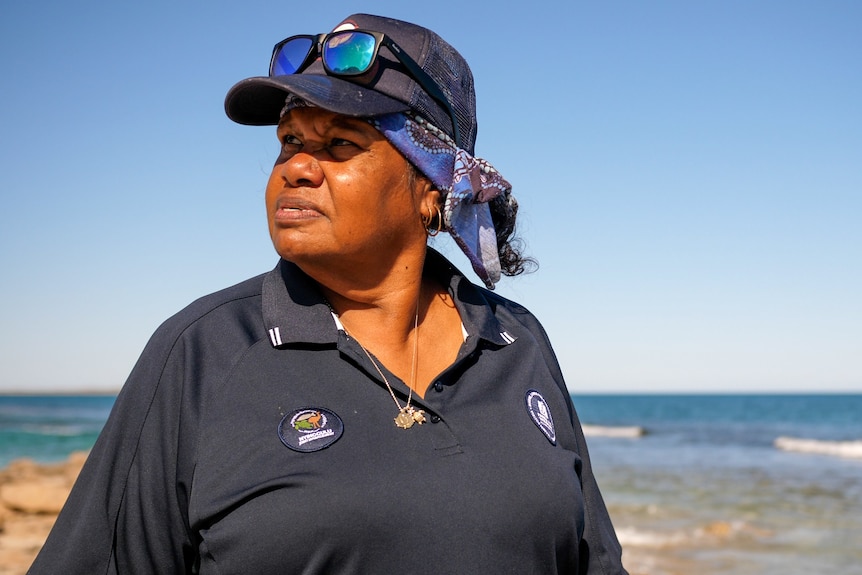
[273,197,323,223]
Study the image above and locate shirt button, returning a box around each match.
[430,415,441,423]
[434,381,444,392]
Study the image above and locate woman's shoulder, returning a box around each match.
[175,272,268,323]
[146,270,271,355]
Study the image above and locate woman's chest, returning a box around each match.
[189,345,585,574]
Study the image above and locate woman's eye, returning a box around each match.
[329,138,356,147]
[325,138,363,160]
[281,135,302,148]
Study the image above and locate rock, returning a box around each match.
[0,480,70,515]
[0,452,88,575]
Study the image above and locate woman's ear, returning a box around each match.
[422,186,441,212]
[420,187,443,237]
[412,171,437,215]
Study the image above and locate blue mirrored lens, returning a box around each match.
[323,32,376,75]
[272,37,314,75]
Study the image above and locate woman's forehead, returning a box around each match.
[278,107,377,134]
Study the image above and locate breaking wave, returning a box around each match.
[774,436,862,459]
[582,424,645,438]
[616,520,764,549]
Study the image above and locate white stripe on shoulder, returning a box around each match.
[268,327,282,346]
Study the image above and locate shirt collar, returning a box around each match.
[425,249,516,347]
[261,259,338,347]
[261,248,516,349]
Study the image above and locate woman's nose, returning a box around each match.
[279,148,325,188]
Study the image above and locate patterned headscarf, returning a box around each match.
[282,96,514,289]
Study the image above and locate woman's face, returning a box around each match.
[266,107,431,271]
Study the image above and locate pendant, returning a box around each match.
[394,406,427,429]
[411,408,427,425]
[394,409,415,429]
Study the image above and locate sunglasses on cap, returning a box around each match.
[269,29,462,147]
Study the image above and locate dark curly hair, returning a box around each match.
[487,192,537,277]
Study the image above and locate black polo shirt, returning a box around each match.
[30,250,627,575]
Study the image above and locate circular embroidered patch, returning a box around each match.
[525,390,556,445]
[278,407,344,453]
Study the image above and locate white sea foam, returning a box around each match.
[582,424,645,438]
[617,521,762,549]
[615,526,689,548]
[774,436,862,459]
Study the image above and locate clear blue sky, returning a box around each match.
[1,0,859,393]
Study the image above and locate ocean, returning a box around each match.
[0,395,115,469]
[1,393,860,574]
[573,394,862,575]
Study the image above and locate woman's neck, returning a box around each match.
[307,244,429,340]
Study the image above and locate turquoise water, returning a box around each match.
[2,393,860,574]
[0,394,115,468]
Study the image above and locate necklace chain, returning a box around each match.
[331,296,427,429]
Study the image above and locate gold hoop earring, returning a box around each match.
[424,204,442,237]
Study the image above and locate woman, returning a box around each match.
[30,13,627,575]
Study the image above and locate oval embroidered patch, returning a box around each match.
[525,390,556,445]
[278,407,344,452]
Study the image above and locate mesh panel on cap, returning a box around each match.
[409,33,478,154]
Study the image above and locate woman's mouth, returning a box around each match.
[273,199,323,223]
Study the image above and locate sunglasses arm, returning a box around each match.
[387,42,462,147]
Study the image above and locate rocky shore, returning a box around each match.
[0,452,86,575]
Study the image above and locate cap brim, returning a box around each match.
[225,75,412,126]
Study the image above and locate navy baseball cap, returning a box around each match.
[224,14,478,153]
